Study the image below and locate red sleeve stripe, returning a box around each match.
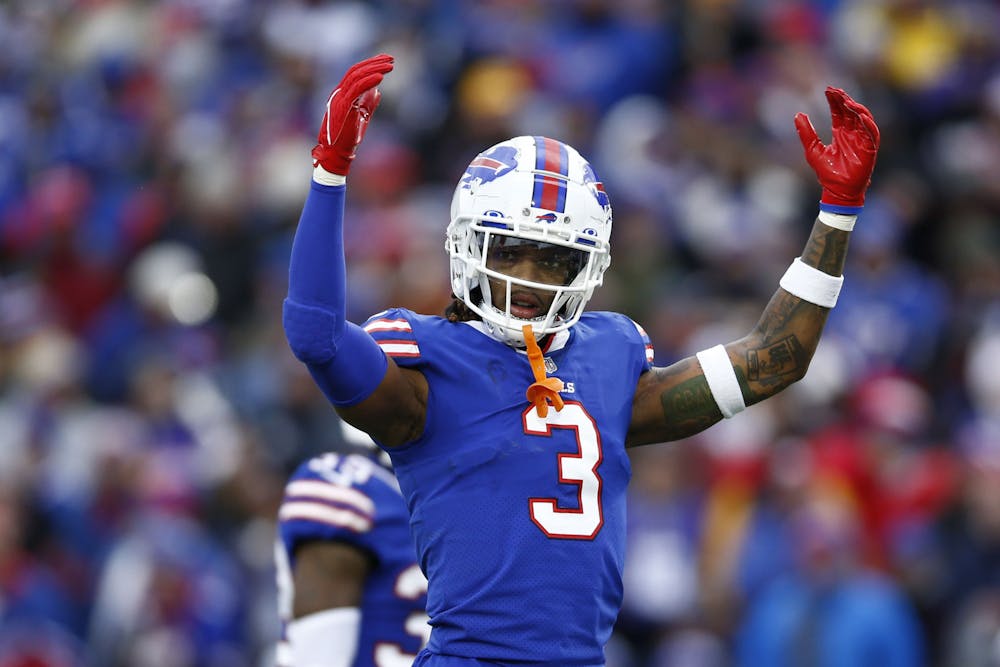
[285,479,375,515]
[278,501,372,533]
[630,321,655,363]
[364,318,412,333]
[377,341,420,357]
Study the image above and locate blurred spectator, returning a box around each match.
[87,504,250,667]
[735,483,926,667]
[909,424,1000,662]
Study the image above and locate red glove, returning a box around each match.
[794,87,880,213]
[312,53,394,176]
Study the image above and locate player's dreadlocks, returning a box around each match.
[444,291,480,323]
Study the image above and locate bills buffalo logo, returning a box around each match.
[461,146,519,189]
[535,212,558,223]
[582,163,611,213]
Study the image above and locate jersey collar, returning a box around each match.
[460,321,571,354]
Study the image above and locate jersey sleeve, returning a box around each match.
[632,319,655,370]
[361,308,426,369]
[278,455,383,562]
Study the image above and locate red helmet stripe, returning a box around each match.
[532,136,569,212]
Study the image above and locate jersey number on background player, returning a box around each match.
[374,563,430,667]
[525,402,604,539]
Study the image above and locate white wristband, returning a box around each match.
[696,344,746,419]
[818,210,857,231]
[313,165,346,186]
[286,607,360,667]
[779,257,844,308]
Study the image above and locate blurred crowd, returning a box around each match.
[1,0,1000,665]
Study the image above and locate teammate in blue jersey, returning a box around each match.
[274,426,429,667]
[282,54,880,666]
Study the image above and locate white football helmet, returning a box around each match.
[446,135,613,347]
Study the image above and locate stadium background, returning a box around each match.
[1,0,999,665]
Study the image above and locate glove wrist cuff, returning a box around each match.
[313,165,346,186]
[818,201,863,215]
[818,210,856,231]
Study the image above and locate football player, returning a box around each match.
[274,422,428,667]
[282,53,879,666]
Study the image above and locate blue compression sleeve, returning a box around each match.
[283,181,387,406]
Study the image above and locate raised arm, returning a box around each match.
[283,54,427,446]
[628,87,880,447]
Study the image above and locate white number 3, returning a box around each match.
[524,402,604,539]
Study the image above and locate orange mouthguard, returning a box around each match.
[523,325,564,418]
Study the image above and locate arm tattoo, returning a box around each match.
[740,221,848,403]
[660,375,717,422]
[631,220,851,445]
[754,292,801,339]
[801,222,849,275]
[747,335,806,384]
[650,362,722,440]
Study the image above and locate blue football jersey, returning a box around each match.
[275,452,429,667]
[362,309,654,665]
